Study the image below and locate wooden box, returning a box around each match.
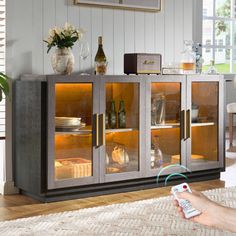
[124,53,162,75]
[55,158,92,180]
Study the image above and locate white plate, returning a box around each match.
[55,117,82,126]
[55,122,86,129]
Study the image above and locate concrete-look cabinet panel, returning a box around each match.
[14,74,225,202]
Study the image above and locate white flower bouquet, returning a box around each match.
[44,22,83,53]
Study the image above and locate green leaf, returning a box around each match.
[0,74,9,97]
[0,72,9,80]
[47,45,52,53]
[0,90,2,102]
[71,37,78,42]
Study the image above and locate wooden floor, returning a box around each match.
[0,180,226,221]
[0,142,235,221]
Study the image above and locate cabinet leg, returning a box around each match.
[229,113,234,148]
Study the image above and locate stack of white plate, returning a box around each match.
[55,117,85,129]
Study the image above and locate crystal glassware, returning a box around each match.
[79,40,90,75]
[181,40,196,74]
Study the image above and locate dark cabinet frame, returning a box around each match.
[13,74,225,202]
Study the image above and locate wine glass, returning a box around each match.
[79,40,90,75]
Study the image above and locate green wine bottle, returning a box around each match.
[94,36,107,75]
[105,110,109,129]
[109,101,117,129]
[118,100,126,128]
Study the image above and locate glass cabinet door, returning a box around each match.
[187,77,224,171]
[147,78,186,177]
[100,79,144,182]
[47,80,99,189]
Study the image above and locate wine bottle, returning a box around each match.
[94,36,107,75]
[118,100,126,128]
[105,110,109,129]
[109,101,117,129]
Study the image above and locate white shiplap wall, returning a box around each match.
[6,0,194,78]
[3,0,196,194]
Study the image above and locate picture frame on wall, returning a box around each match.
[74,0,161,12]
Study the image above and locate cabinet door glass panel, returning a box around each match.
[191,82,218,163]
[54,83,93,180]
[105,83,139,174]
[151,83,181,169]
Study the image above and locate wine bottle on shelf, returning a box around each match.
[105,110,109,129]
[118,100,126,128]
[94,36,107,75]
[109,101,117,129]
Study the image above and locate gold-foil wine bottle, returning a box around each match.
[94,36,107,75]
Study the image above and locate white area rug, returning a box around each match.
[1,187,236,236]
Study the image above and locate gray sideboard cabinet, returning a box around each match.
[13,74,225,202]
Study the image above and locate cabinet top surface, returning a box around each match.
[19,74,224,82]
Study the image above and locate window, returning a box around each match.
[203,8,208,16]
[218,39,224,52]
[0,0,6,138]
[205,39,212,52]
[202,0,236,73]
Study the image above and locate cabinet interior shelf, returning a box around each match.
[55,128,136,135]
[106,128,136,133]
[56,122,215,134]
[55,129,92,135]
[151,122,215,129]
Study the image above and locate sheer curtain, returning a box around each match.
[0,0,5,139]
[0,0,5,194]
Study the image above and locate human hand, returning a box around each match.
[173,189,222,227]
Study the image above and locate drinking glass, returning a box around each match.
[79,40,90,75]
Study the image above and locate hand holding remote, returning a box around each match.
[171,183,201,219]
[172,184,225,228]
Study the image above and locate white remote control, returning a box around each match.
[171,183,201,219]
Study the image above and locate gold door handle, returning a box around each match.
[186,109,191,139]
[182,110,187,140]
[95,113,99,147]
[100,113,106,146]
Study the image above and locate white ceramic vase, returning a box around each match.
[51,48,74,75]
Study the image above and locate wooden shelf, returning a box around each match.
[151,122,215,130]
